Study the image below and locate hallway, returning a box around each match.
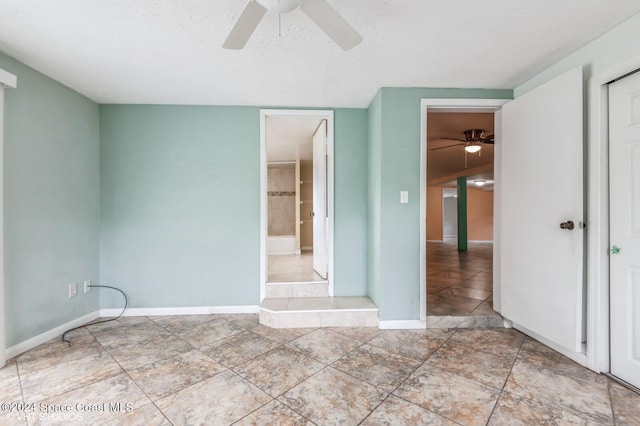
[426,241,496,316]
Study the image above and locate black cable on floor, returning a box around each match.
[61,284,128,346]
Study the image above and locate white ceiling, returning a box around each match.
[266,116,322,162]
[0,1,639,107]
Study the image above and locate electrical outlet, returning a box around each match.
[84,280,91,293]
[69,283,78,298]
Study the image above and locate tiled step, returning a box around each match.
[265,281,329,298]
[426,314,504,328]
[259,296,378,328]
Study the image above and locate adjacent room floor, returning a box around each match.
[427,241,496,316]
[268,251,325,283]
[1,314,638,425]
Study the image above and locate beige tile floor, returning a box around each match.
[427,241,496,316]
[268,251,325,283]
[1,315,639,425]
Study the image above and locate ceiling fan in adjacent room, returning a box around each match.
[430,129,494,153]
[430,129,494,168]
[223,0,362,50]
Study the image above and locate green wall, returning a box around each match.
[0,52,100,346]
[333,108,369,296]
[99,105,369,307]
[369,88,512,321]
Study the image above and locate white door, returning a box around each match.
[500,67,584,354]
[313,120,328,279]
[609,71,640,389]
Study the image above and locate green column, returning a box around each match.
[457,177,468,252]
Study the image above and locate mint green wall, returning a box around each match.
[515,12,640,96]
[333,108,369,296]
[0,52,100,346]
[99,106,368,307]
[369,88,512,321]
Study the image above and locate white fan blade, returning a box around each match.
[300,0,362,50]
[223,1,268,49]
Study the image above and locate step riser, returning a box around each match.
[260,309,378,328]
[426,315,504,328]
[265,283,329,298]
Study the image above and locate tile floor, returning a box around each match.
[427,241,496,316]
[268,252,325,283]
[2,315,639,425]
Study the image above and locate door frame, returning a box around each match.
[587,53,640,373]
[419,99,509,321]
[259,109,335,302]
[0,68,17,368]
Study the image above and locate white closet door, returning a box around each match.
[609,70,640,389]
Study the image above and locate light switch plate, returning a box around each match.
[400,191,409,204]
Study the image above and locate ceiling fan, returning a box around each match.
[430,129,494,168]
[430,129,494,154]
[223,0,362,50]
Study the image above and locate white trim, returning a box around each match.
[426,240,443,243]
[100,305,260,317]
[419,99,510,321]
[260,109,335,300]
[0,86,4,368]
[0,70,16,368]
[5,310,101,360]
[378,320,427,330]
[587,52,640,373]
[0,68,17,89]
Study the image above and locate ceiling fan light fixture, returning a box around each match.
[474,179,486,186]
[256,0,300,13]
[464,144,482,153]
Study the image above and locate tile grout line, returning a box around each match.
[88,316,175,425]
[374,329,467,425]
[483,330,526,424]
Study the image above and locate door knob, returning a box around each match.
[309,211,315,217]
[559,220,575,230]
[610,245,621,255]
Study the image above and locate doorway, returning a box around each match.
[259,110,334,301]
[424,111,497,317]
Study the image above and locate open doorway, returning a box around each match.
[260,110,334,301]
[425,112,498,318]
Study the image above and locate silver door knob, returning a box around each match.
[309,211,315,217]
[559,221,575,230]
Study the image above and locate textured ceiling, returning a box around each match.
[0,1,639,107]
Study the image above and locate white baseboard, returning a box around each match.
[426,240,443,243]
[301,246,312,251]
[4,305,260,361]
[5,310,101,360]
[100,305,260,317]
[378,320,427,330]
